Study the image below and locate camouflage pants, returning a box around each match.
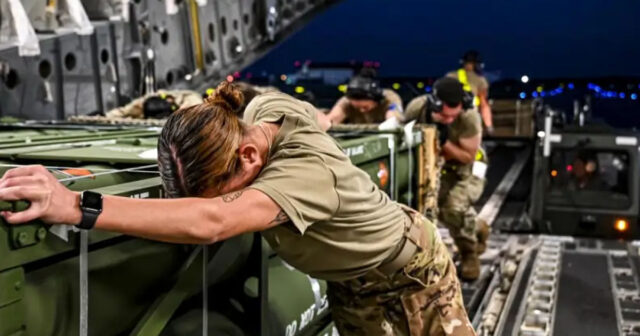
[327,212,476,336]
[438,170,486,249]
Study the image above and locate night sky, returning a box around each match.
[248,0,640,80]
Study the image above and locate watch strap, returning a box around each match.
[76,210,99,230]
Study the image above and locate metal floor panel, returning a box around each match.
[553,252,618,336]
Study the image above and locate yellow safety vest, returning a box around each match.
[457,69,481,107]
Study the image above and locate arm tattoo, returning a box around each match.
[268,210,290,226]
[221,190,244,203]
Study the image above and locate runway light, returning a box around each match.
[632,93,638,100]
[566,164,573,172]
[568,83,575,89]
[521,75,529,83]
[536,86,543,93]
[295,86,305,94]
[417,82,425,89]
[619,92,626,99]
[550,169,558,177]
[540,91,546,97]
[338,84,347,93]
[615,219,629,232]
[280,74,287,81]
[392,83,400,90]
[425,86,432,93]
[226,75,234,82]
[519,92,526,99]
[532,92,539,98]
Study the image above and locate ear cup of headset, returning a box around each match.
[347,76,384,101]
[461,91,475,110]
[426,93,443,113]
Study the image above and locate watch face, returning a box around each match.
[82,191,103,212]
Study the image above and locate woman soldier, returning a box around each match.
[0,82,475,336]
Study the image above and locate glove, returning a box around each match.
[485,126,495,135]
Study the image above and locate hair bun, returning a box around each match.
[205,81,244,112]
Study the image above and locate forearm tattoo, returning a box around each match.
[221,190,244,203]
[268,210,290,226]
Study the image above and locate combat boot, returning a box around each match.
[457,241,480,281]
[476,219,490,255]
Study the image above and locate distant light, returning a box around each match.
[417,82,425,89]
[294,60,301,67]
[540,91,546,97]
[226,75,234,82]
[246,72,253,79]
[607,91,615,98]
[374,62,381,68]
[532,92,539,98]
[392,83,401,90]
[338,84,347,93]
[632,93,638,100]
[233,72,241,78]
[425,86,432,93]
[568,83,575,89]
[280,74,287,81]
[588,83,595,90]
[536,86,543,93]
[620,92,626,99]
[566,164,573,172]
[615,219,629,233]
[519,92,526,99]
[550,169,558,177]
[295,86,305,94]
[521,75,529,83]
[594,86,602,93]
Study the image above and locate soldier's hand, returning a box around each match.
[0,165,81,225]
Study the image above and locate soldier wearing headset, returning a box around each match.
[327,68,403,125]
[447,50,494,134]
[403,77,490,281]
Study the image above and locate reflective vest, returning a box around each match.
[457,69,481,107]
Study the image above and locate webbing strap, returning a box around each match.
[79,230,89,336]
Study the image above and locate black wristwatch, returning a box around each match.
[76,191,103,230]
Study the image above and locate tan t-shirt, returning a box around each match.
[338,89,403,124]
[446,109,484,176]
[446,69,489,97]
[403,95,429,124]
[243,92,407,281]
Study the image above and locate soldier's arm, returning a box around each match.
[0,166,287,244]
[327,97,348,125]
[384,91,404,120]
[316,111,332,131]
[442,133,481,165]
[105,96,146,119]
[478,89,493,129]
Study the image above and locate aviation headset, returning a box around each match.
[143,93,180,119]
[460,50,484,73]
[426,86,475,114]
[345,75,384,102]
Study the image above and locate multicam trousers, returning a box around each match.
[438,169,486,249]
[326,211,476,336]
